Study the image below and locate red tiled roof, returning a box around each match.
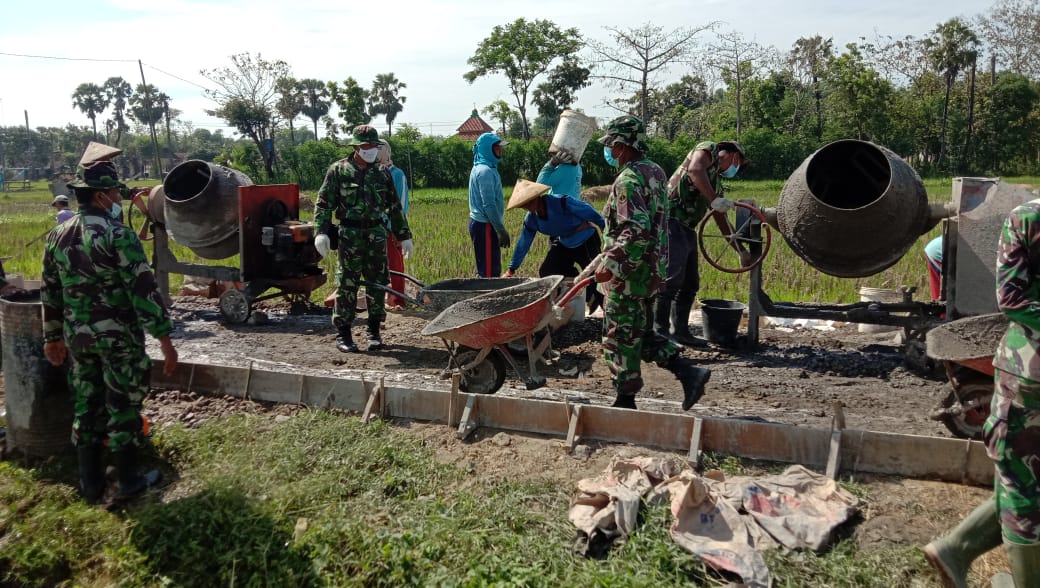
[456,112,494,139]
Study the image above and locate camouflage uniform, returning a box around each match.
[315,127,411,329]
[597,116,679,397]
[41,201,173,451]
[991,198,1040,544]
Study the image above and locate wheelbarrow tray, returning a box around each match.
[420,276,564,349]
[418,277,534,317]
[926,312,1008,376]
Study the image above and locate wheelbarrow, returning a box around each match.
[420,273,595,394]
[925,313,1008,440]
[361,272,534,318]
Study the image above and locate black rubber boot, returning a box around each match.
[113,446,162,501]
[611,394,637,410]
[672,294,708,348]
[336,326,358,353]
[666,356,711,410]
[367,319,383,351]
[77,444,106,504]
[653,295,674,339]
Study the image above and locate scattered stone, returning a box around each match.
[572,444,593,459]
[274,415,291,423]
[491,432,512,447]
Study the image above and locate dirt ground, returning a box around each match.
[1,294,1010,583]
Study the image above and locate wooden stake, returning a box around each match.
[687,417,704,468]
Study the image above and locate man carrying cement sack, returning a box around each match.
[925,198,1040,587]
[41,147,177,505]
[595,115,710,410]
[503,179,604,312]
[659,140,748,346]
[314,125,414,353]
[536,150,582,203]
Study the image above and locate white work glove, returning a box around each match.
[710,197,736,213]
[401,239,414,260]
[314,234,331,258]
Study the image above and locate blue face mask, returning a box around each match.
[721,164,740,178]
[603,146,619,167]
[109,202,123,220]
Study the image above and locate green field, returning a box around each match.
[2,176,1017,304]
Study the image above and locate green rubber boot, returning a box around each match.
[1004,541,1040,588]
[924,498,1003,588]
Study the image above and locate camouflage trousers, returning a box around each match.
[602,292,679,396]
[332,226,389,328]
[986,368,1040,544]
[69,344,151,450]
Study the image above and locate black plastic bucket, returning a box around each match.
[700,299,745,346]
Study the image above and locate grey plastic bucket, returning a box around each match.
[1,292,74,457]
[700,298,746,346]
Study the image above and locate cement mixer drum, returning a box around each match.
[776,139,930,278]
[162,160,253,260]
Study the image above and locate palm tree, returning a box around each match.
[298,78,330,139]
[275,77,305,144]
[925,18,980,168]
[72,83,109,140]
[369,73,407,135]
[103,77,133,146]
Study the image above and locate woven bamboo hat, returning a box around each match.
[507,179,551,211]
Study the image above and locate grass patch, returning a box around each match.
[1,410,949,586]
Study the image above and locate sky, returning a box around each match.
[0,0,987,140]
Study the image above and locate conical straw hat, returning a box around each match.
[507,179,551,210]
[79,141,123,165]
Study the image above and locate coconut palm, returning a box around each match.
[298,78,331,139]
[369,73,407,135]
[72,83,109,140]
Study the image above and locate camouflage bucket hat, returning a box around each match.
[67,160,125,190]
[597,115,649,153]
[349,125,382,146]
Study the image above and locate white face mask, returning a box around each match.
[358,147,379,163]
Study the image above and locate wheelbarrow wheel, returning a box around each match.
[937,373,993,440]
[455,348,506,395]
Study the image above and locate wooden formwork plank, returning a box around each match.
[149,361,994,485]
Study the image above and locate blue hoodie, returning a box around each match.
[468,132,506,232]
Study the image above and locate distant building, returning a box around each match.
[455,109,494,140]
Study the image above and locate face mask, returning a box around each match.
[109,202,123,220]
[358,147,379,163]
[603,146,619,167]
[721,164,740,178]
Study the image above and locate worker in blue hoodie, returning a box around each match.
[468,132,510,277]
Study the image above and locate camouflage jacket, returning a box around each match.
[994,198,1040,378]
[600,157,670,298]
[314,155,412,241]
[667,141,721,230]
[41,205,173,352]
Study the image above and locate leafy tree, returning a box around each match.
[298,78,331,139]
[789,36,833,139]
[975,73,1039,173]
[369,73,407,135]
[275,77,305,144]
[327,77,370,138]
[71,83,108,140]
[709,30,774,140]
[924,18,980,168]
[482,100,518,136]
[159,93,177,156]
[532,57,591,130]
[103,77,133,147]
[587,22,716,124]
[464,18,583,140]
[200,52,290,178]
[824,44,895,142]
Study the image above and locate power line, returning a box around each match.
[0,50,136,63]
[143,63,212,92]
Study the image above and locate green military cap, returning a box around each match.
[349,125,382,146]
[717,140,747,160]
[597,115,649,153]
[67,160,126,190]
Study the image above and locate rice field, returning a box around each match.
[1,177,1029,305]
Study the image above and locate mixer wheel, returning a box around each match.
[698,201,772,274]
[219,288,252,324]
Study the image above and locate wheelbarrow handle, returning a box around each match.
[389,270,427,289]
[359,280,427,309]
[574,253,604,284]
[554,276,595,310]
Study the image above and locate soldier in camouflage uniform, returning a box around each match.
[41,153,177,504]
[925,199,1040,587]
[314,125,414,353]
[594,116,710,411]
[658,140,747,346]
